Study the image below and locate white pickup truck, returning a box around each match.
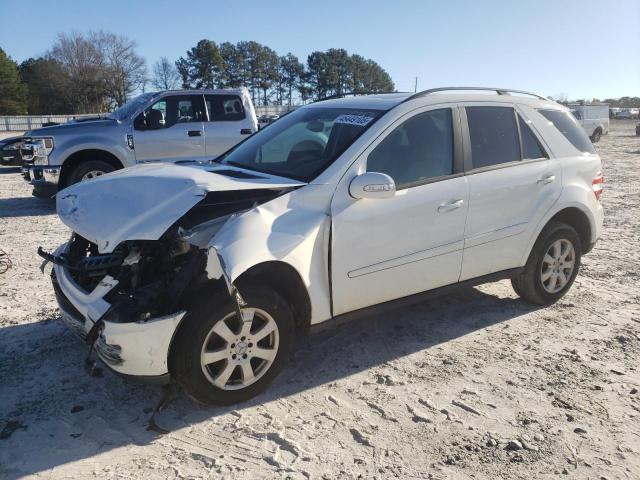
[21,88,258,196]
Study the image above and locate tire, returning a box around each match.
[67,160,115,186]
[591,129,602,143]
[170,285,294,405]
[511,221,582,305]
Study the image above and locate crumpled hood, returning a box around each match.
[56,162,304,253]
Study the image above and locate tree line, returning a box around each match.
[0,32,394,115]
[175,40,394,106]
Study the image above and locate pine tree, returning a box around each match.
[0,48,27,114]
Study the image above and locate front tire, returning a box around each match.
[591,129,602,143]
[170,285,294,405]
[511,221,582,305]
[67,160,115,186]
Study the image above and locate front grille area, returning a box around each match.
[60,232,207,324]
[66,234,123,292]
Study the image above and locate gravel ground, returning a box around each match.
[0,120,639,480]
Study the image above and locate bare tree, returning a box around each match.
[50,32,107,113]
[152,57,180,90]
[93,31,147,107]
[50,31,146,111]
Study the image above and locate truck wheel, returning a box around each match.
[511,221,582,305]
[68,160,115,185]
[590,129,602,143]
[170,285,294,405]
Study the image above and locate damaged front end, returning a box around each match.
[41,182,296,381]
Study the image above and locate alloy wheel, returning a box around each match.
[200,308,279,390]
[81,170,105,181]
[540,238,575,294]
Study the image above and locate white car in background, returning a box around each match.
[40,87,604,405]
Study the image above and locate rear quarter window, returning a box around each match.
[538,109,596,154]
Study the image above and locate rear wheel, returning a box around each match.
[67,160,115,186]
[170,285,294,405]
[591,129,602,143]
[511,221,582,305]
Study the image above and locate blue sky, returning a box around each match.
[1,0,638,99]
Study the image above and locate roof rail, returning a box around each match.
[402,87,549,103]
[313,91,409,103]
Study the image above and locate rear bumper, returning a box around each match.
[51,243,185,382]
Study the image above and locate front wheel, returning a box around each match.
[67,160,115,186]
[511,221,582,305]
[591,130,602,143]
[170,285,294,405]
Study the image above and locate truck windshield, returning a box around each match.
[220,107,384,181]
[110,93,158,120]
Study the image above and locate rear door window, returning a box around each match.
[466,106,521,169]
[538,109,596,154]
[205,95,246,121]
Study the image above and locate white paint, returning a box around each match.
[99,311,186,377]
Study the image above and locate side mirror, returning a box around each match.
[349,172,396,199]
[133,113,146,130]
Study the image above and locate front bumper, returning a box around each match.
[22,164,61,185]
[50,244,185,382]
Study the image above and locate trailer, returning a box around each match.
[568,103,609,142]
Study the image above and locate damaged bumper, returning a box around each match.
[50,243,185,383]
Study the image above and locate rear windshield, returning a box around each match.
[219,107,383,181]
[538,109,596,154]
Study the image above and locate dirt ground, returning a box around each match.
[0,120,639,480]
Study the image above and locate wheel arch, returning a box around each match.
[523,205,595,262]
[235,260,312,331]
[539,207,593,255]
[59,149,124,188]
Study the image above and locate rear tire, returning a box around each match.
[511,221,582,305]
[170,285,294,405]
[67,160,115,186]
[591,129,602,143]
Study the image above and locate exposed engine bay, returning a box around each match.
[39,187,293,324]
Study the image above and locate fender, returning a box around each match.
[54,138,132,168]
[206,189,333,325]
[520,187,601,266]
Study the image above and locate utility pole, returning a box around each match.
[414,77,418,93]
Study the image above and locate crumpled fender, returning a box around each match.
[206,192,333,324]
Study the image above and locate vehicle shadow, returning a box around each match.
[0,196,55,218]
[0,285,541,477]
[0,167,22,174]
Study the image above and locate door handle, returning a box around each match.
[240,128,253,135]
[537,174,555,185]
[188,130,202,137]
[438,199,464,213]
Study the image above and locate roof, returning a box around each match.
[308,87,561,111]
[149,87,251,97]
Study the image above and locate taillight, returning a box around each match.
[592,171,604,201]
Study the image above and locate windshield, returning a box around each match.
[220,107,384,181]
[110,92,158,120]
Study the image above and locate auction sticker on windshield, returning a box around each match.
[334,113,376,126]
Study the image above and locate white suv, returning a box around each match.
[41,87,604,404]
